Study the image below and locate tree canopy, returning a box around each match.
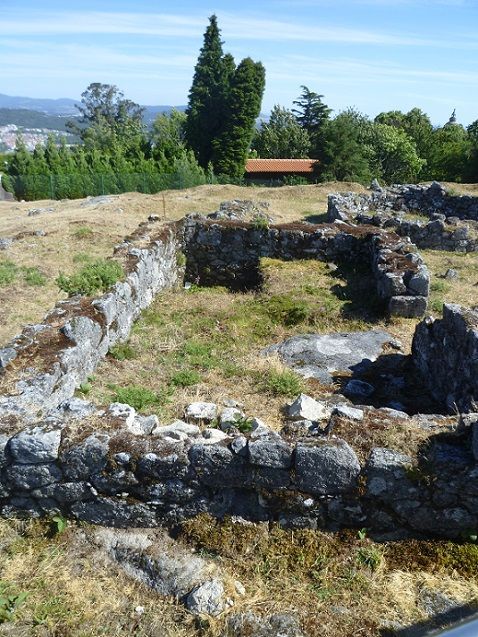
[252,106,311,159]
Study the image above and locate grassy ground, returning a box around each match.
[0,181,362,345]
[86,257,416,429]
[1,183,478,636]
[0,516,477,636]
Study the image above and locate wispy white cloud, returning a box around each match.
[1,8,473,49]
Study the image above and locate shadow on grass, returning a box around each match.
[303,212,329,224]
[329,262,385,324]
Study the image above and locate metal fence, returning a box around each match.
[3,171,230,201]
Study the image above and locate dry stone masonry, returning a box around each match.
[0,199,476,539]
[328,181,478,253]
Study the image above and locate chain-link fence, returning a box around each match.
[2,171,228,201]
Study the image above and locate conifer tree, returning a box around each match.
[185,15,232,167]
[213,58,266,179]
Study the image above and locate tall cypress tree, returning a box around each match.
[213,58,266,178]
[185,15,232,167]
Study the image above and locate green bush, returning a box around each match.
[263,369,304,396]
[0,260,18,286]
[56,259,124,296]
[111,385,164,411]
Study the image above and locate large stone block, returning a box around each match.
[295,440,360,495]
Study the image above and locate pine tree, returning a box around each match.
[213,58,266,179]
[185,15,232,167]
[292,86,331,157]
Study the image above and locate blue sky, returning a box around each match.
[1,0,477,126]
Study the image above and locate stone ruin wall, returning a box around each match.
[0,204,476,539]
[328,182,478,253]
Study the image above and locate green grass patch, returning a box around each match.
[56,259,124,297]
[72,225,94,240]
[110,385,166,412]
[262,368,304,397]
[108,342,136,361]
[22,266,46,286]
[0,260,18,286]
[263,294,311,326]
[170,369,202,387]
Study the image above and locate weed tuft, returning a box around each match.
[108,342,136,361]
[110,385,166,412]
[56,259,124,296]
[263,368,304,397]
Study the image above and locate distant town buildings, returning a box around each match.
[0,124,69,152]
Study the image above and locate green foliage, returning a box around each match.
[0,260,18,286]
[50,514,67,535]
[213,57,266,179]
[356,546,382,572]
[110,385,165,412]
[185,16,265,176]
[251,214,270,230]
[319,109,374,184]
[56,259,123,296]
[78,382,92,396]
[368,123,425,184]
[430,280,449,293]
[108,342,136,361]
[72,225,94,240]
[253,105,311,159]
[22,267,46,286]
[170,369,202,387]
[232,414,255,433]
[263,368,304,397]
[0,581,28,624]
[292,85,331,155]
[264,294,311,326]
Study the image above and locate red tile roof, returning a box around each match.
[245,158,318,173]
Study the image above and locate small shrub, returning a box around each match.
[170,369,202,387]
[22,267,46,286]
[233,414,254,433]
[263,369,304,397]
[251,214,270,230]
[430,298,444,314]
[356,546,382,572]
[0,260,17,286]
[264,295,311,326]
[109,342,136,361]
[78,381,92,396]
[56,259,124,296]
[111,385,164,411]
[50,514,67,535]
[0,582,28,624]
[72,225,94,239]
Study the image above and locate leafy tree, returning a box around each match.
[150,109,187,162]
[375,108,432,176]
[292,85,331,155]
[67,82,145,153]
[368,123,425,184]
[213,58,266,179]
[319,109,373,183]
[426,123,472,182]
[252,106,311,158]
[185,15,233,168]
[467,119,478,182]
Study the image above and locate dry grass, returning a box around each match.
[0,182,363,345]
[1,183,478,636]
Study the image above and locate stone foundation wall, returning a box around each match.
[328,183,478,253]
[184,217,429,318]
[328,182,478,222]
[0,400,476,539]
[412,303,478,413]
[0,221,183,424]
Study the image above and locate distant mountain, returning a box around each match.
[0,108,76,131]
[0,92,187,124]
[0,93,79,115]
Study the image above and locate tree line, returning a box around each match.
[2,15,478,200]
